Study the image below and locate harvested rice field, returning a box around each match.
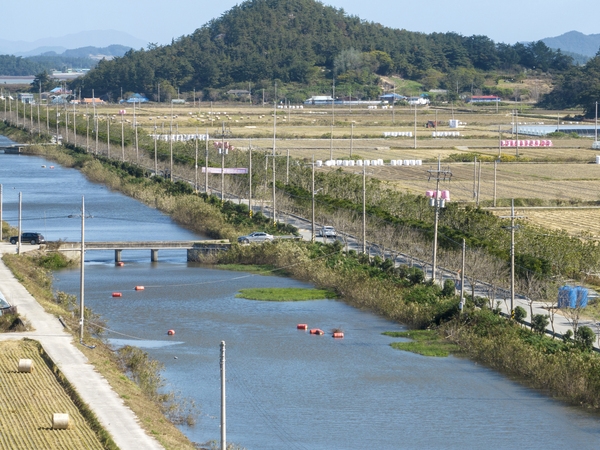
[492,208,600,239]
[0,340,106,450]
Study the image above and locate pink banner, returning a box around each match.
[202,167,248,174]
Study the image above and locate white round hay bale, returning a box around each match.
[52,413,70,429]
[18,359,34,373]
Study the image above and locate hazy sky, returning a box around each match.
[3,0,599,45]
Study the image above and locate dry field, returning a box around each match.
[48,101,600,237]
[0,340,105,450]
[491,208,600,239]
[360,162,600,202]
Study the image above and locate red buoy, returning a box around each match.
[167,329,175,336]
[332,332,344,339]
[112,292,122,298]
[297,324,308,330]
[310,329,324,335]
[134,286,145,291]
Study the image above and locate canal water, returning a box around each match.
[2,151,600,449]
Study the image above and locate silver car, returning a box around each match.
[318,226,337,238]
[237,231,274,244]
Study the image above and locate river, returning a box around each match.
[2,151,600,449]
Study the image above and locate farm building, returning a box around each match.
[379,93,406,103]
[407,96,430,105]
[516,124,599,137]
[304,95,334,105]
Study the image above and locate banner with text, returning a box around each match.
[201,168,248,174]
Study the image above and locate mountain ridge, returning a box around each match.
[0,30,148,56]
[541,31,600,58]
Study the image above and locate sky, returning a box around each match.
[2,0,599,46]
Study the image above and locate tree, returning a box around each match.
[514,306,527,322]
[31,71,57,92]
[575,326,595,351]
[531,314,549,334]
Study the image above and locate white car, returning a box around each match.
[237,231,274,244]
[318,226,337,238]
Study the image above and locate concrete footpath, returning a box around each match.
[0,243,163,450]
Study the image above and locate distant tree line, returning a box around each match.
[70,0,574,101]
[539,53,600,118]
[0,54,97,77]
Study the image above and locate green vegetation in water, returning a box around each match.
[216,264,288,276]
[236,287,337,301]
[383,330,460,357]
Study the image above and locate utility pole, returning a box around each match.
[350,122,354,158]
[79,196,85,343]
[107,118,111,158]
[220,341,227,450]
[460,238,466,312]
[272,84,277,225]
[154,126,158,175]
[220,123,225,201]
[17,192,22,255]
[134,101,139,163]
[286,149,290,185]
[195,129,199,192]
[477,160,482,207]
[170,103,174,181]
[248,141,253,215]
[168,122,174,181]
[362,164,366,254]
[500,200,525,319]
[473,156,477,203]
[413,105,417,149]
[73,102,76,147]
[515,109,519,157]
[205,128,209,194]
[428,156,452,282]
[311,155,315,243]
[493,159,498,207]
[121,111,125,162]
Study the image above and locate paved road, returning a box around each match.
[0,242,164,450]
[268,208,600,349]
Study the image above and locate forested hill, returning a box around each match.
[72,0,574,100]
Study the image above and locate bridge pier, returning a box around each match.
[151,249,158,262]
[115,249,122,263]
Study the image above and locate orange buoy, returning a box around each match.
[332,332,344,339]
[116,261,125,267]
[134,286,145,291]
[297,324,308,330]
[112,292,122,298]
[310,329,324,335]
[167,329,175,336]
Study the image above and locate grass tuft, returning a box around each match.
[236,287,337,301]
[384,330,460,357]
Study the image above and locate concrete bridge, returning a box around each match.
[51,240,230,262]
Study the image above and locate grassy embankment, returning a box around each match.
[2,251,198,450]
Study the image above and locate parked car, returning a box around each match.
[9,232,46,245]
[318,226,337,238]
[237,231,274,244]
